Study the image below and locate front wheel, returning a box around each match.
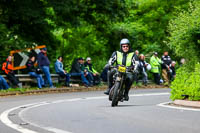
[111,82,120,107]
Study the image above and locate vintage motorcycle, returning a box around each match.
[109,65,135,107]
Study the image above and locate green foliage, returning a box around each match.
[170,63,200,101]
[123,0,190,55]
[51,21,108,72]
[0,0,192,74]
[168,1,200,63]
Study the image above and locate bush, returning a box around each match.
[170,63,200,101]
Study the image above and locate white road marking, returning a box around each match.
[0,92,171,133]
[157,102,200,112]
[0,104,40,133]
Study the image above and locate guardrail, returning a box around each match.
[1,74,82,87]
[1,74,153,88]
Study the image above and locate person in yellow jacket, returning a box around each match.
[84,57,100,85]
[104,38,138,101]
[150,52,162,85]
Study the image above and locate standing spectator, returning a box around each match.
[138,54,148,86]
[134,50,139,61]
[133,50,139,83]
[180,58,186,66]
[84,57,101,85]
[0,75,10,90]
[169,61,176,81]
[150,52,162,85]
[54,56,70,87]
[2,55,22,88]
[37,48,55,88]
[70,58,90,87]
[161,51,172,86]
[26,56,44,89]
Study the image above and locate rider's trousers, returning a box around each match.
[107,69,134,94]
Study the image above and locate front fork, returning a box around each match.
[117,75,125,100]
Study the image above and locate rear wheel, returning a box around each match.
[111,82,120,107]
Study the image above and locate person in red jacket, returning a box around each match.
[2,55,22,88]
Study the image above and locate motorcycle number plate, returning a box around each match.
[118,66,126,73]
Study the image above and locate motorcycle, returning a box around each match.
[109,65,134,107]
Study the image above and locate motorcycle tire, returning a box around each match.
[111,82,120,107]
[109,84,116,101]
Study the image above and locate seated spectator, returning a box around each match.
[2,55,22,88]
[138,54,149,86]
[0,75,10,90]
[84,57,101,85]
[100,64,109,82]
[79,58,94,86]
[70,58,90,87]
[55,56,70,87]
[169,61,176,81]
[26,56,44,89]
[37,48,55,88]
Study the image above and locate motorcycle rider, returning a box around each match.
[104,38,138,101]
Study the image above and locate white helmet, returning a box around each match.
[86,57,91,61]
[120,38,130,45]
[146,64,151,71]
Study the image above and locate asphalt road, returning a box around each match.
[0,88,200,133]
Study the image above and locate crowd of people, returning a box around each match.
[0,47,101,89]
[0,43,179,91]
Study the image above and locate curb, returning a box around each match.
[0,86,107,97]
[173,100,200,108]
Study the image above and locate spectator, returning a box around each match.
[2,55,22,88]
[133,50,139,83]
[180,58,186,65]
[169,61,176,81]
[150,52,162,85]
[84,57,101,85]
[70,58,90,87]
[134,50,139,61]
[100,64,109,82]
[161,51,172,86]
[26,56,44,89]
[138,54,148,86]
[79,58,94,86]
[37,48,55,88]
[54,56,70,87]
[0,75,10,90]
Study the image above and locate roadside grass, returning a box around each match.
[0,87,40,93]
[0,82,168,96]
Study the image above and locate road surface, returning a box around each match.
[0,88,200,133]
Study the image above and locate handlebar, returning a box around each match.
[109,65,135,72]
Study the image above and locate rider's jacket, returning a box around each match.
[108,50,138,68]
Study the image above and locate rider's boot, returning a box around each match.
[124,88,130,101]
[104,76,112,95]
[104,88,110,95]
[124,93,129,101]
